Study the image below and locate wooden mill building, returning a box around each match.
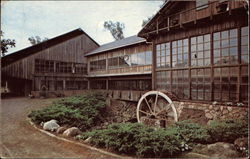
[137,0,249,104]
[1,0,249,106]
[1,28,99,97]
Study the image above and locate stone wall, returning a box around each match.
[174,101,248,125]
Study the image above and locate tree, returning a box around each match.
[104,21,125,40]
[1,31,16,56]
[142,15,154,27]
[28,36,49,45]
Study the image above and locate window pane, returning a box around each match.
[241,26,249,36]
[221,30,229,39]
[214,32,220,40]
[230,29,237,38]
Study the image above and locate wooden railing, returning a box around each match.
[144,0,246,36]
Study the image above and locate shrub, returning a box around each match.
[168,120,210,144]
[206,118,248,143]
[28,92,106,131]
[78,123,183,158]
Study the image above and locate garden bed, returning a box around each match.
[28,92,249,158]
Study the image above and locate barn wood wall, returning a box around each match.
[87,43,152,76]
[2,33,99,80]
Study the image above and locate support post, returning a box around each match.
[152,41,156,90]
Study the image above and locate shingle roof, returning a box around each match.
[85,35,146,56]
[2,28,99,67]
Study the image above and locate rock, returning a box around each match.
[205,113,213,119]
[222,109,229,115]
[43,119,60,132]
[84,137,92,143]
[56,126,67,134]
[220,106,224,111]
[227,107,233,112]
[212,101,218,105]
[63,127,81,137]
[234,137,248,150]
[209,105,213,110]
[198,142,241,158]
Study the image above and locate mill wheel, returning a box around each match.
[136,91,178,128]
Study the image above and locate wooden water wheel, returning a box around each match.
[136,91,178,128]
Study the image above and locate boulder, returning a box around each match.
[56,126,67,134]
[196,142,241,158]
[234,137,248,150]
[63,127,81,137]
[43,119,60,132]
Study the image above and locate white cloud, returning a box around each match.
[1,1,163,54]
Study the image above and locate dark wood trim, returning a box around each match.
[152,41,156,90]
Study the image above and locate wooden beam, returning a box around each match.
[152,41,156,90]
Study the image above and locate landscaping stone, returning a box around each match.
[234,137,248,150]
[43,119,60,132]
[56,126,67,134]
[63,127,81,137]
[197,142,241,158]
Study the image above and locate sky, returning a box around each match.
[1,1,163,54]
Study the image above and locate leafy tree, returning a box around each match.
[1,31,16,56]
[28,36,49,45]
[142,15,154,27]
[104,21,125,40]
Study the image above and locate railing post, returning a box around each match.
[167,17,170,31]
[180,13,183,28]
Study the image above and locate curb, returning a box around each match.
[27,118,132,159]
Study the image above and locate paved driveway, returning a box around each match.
[0,97,116,158]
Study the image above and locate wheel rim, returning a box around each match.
[136,91,178,127]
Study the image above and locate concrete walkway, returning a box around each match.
[0,97,116,158]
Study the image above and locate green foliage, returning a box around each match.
[206,118,248,143]
[169,120,210,144]
[28,92,106,131]
[1,31,16,56]
[104,21,125,40]
[28,36,49,45]
[78,123,183,158]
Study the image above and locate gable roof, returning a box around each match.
[2,28,99,67]
[85,35,146,56]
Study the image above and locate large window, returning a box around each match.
[172,39,189,68]
[90,59,106,71]
[108,51,152,69]
[241,26,249,64]
[191,34,211,66]
[156,42,171,68]
[109,80,151,91]
[155,27,248,103]
[191,68,211,101]
[213,29,238,65]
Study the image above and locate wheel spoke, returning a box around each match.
[166,111,175,118]
[153,92,159,114]
[144,97,153,114]
[139,110,152,116]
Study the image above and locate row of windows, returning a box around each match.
[156,66,248,102]
[90,51,152,71]
[38,80,87,91]
[109,80,151,91]
[89,79,152,91]
[35,59,87,74]
[156,27,249,68]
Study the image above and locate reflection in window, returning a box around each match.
[156,42,170,68]
[213,29,238,65]
[241,26,249,64]
[241,66,248,102]
[191,68,211,101]
[90,59,106,71]
[214,67,238,101]
[191,34,211,66]
[172,70,189,99]
[172,39,189,68]
[109,80,151,91]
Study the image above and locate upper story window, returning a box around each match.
[191,34,211,66]
[196,0,208,10]
[156,42,170,68]
[90,59,106,71]
[241,26,249,64]
[172,39,189,68]
[213,28,238,66]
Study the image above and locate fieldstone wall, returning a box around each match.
[174,101,248,125]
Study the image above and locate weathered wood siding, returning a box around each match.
[2,33,99,80]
